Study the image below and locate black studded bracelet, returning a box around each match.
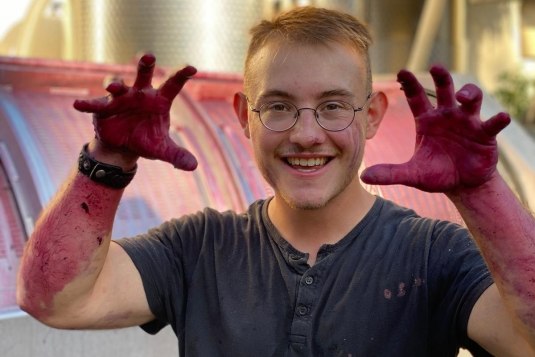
[78,143,137,189]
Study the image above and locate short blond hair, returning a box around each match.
[244,6,373,95]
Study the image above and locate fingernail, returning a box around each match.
[457,90,469,99]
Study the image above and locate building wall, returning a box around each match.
[467,0,523,92]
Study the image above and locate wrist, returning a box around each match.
[446,172,509,206]
[78,142,138,189]
[87,140,139,171]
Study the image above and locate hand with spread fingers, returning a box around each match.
[361,64,511,193]
[73,53,198,171]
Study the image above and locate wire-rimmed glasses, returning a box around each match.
[249,93,372,132]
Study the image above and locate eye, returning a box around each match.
[263,102,293,112]
[320,101,351,111]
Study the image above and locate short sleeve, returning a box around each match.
[115,213,205,335]
[427,221,493,354]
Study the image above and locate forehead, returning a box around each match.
[247,40,367,102]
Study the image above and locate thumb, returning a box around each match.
[360,163,412,186]
[157,138,198,171]
[170,148,198,171]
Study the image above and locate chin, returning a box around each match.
[290,201,327,210]
[278,173,361,211]
[281,192,333,210]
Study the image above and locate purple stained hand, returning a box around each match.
[361,65,511,193]
[73,53,198,171]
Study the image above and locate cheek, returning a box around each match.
[339,124,367,169]
[250,121,279,148]
[339,123,365,151]
[249,125,274,162]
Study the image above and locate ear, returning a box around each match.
[233,92,251,138]
[364,91,388,139]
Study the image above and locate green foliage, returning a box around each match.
[493,70,535,123]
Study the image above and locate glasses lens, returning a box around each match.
[317,101,355,131]
[259,102,297,131]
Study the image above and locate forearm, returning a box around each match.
[16,55,197,327]
[16,143,133,325]
[448,173,535,344]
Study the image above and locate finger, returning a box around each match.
[398,69,433,117]
[132,53,156,89]
[482,112,511,137]
[455,84,483,115]
[360,163,413,186]
[159,65,197,101]
[73,96,110,113]
[430,64,456,108]
[106,80,128,97]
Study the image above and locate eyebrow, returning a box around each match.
[318,89,355,100]
[256,90,294,102]
[256,88,356,103]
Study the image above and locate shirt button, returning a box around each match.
[304,276,314,285]
[296,305,309,316]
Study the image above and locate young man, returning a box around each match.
[17,6,535,356]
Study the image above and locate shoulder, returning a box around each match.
[186,199,267,229]
[116,200,270,271]
[154,199,270,247]
[369,197,474,258]
[373,197,456,236]
[156,199,267,232]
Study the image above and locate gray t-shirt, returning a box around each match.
[117,197,493,356]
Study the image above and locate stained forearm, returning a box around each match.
[16,165,124,325]
[16,54,197,327]
[448,173,535,345]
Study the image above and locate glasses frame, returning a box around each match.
[248,93,373,132]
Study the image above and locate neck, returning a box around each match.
[268,180,376,264]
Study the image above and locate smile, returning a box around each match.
[286,157,329,168]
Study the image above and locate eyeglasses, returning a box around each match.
[249,93,372,132]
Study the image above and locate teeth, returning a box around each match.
[288,157,327,167]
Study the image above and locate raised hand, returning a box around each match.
[360,64,511,193]
[73,53,198,171]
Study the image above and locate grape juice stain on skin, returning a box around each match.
[20,180,118,318]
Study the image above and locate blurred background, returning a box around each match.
[0,0,534,356]
[1,0,535,109]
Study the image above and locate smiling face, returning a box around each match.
[236,40,381,210]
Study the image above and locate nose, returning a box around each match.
[288,108,325,147]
